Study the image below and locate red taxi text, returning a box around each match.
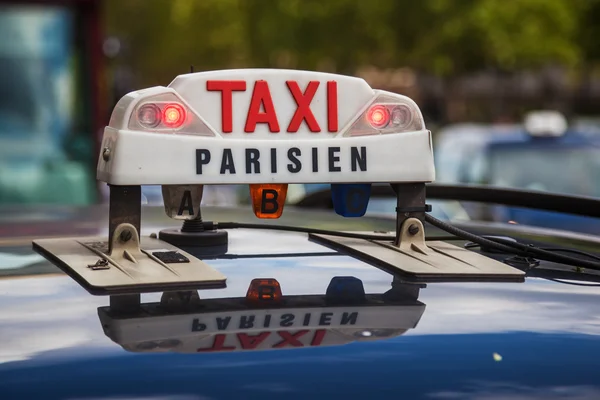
[207,80,338,133]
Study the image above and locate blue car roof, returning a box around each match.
[486,129,600,148]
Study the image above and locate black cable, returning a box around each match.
[422,215,529,254]
[491,237,600,270]
[219,251,340,259]
[467,241,600,264]
[425,214,600,271]
[543,278,600,287]
[215,221,456,241]
[540,248,600,263]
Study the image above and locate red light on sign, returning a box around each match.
[367,105,390,129]
[246,278,283,304]
[163,103,186,128]
[250,184,287,219]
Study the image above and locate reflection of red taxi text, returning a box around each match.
[197,330,329,352]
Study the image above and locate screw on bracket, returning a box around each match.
[88,259,110,270]
[408,224,420,235]
[120,229,133,243]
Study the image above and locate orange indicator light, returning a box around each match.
[246,278,283,304]
[249,184,288,219]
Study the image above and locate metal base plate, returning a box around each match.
[309,233,525,283]
[33,235,227,295]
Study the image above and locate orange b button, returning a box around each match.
[249,184,288,219]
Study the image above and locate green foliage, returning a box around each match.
[578,0,600,62]
[104,0,593,86]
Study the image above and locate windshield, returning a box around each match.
[489,145,600,197]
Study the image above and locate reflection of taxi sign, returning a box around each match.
[98,69,434,218]
[99,277,426,354]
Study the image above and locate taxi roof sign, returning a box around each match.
[33,69,525,299]
[98,69,434,185]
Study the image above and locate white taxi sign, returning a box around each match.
[98,69,434,185]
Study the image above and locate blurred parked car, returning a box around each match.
[433,111,600,233]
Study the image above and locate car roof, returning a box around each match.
[2,205,600,398]
[433,123,600,183]
[436,123,600,147]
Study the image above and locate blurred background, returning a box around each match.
[0,0,599,230]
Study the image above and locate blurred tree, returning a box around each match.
[104,0,586,84]
[406,0,581,75]
[575,0,600,115]
[579,0,600,65]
